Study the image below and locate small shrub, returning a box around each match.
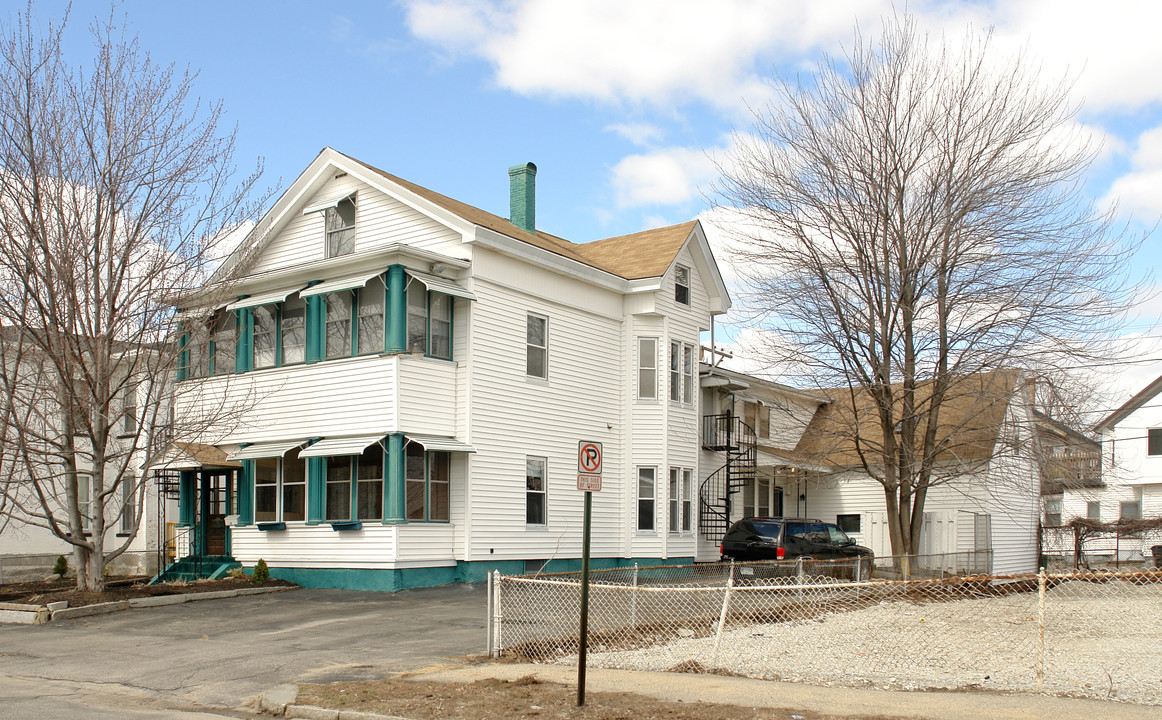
[52,555,68,576]
[253,558,269,584]
[226,566,247,579]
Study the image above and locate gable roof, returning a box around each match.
[1094,372,1162,433]
[219,148,724,302]
[793,370,1023,468]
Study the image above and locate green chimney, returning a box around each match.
[508,162,537,234]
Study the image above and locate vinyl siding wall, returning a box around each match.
[251,175,464,275]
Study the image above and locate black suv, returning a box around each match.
[721,517,873,566]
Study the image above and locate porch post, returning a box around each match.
[384,432,407,522]
[178,471,196,527]
[306,457,326,524]
[386,264,407,353]
[198,472,211,556]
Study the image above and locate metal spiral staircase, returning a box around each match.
[699,413,757,545]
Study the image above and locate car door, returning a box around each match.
[782,521,810,558]
[808,522,835,558]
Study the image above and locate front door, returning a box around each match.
[205,471,231,556]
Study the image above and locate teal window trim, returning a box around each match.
[177,471,195,526]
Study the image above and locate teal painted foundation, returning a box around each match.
[245,556,696,592]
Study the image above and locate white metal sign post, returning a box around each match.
[576,440,602,706]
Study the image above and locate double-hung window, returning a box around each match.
[281,297,307,365]
[357,278,386,355]
[526,314,547,378]
[325,196,356,257]
[254,449,306,522]
[674,265,690,305]
[637,338,657,400]
[324,448,384,522]
[121,382,137,434]
[326,456,353,521]
[406,281,453,360]
[526,456,547,525]
[325,291,353,360]
[211,312,237,375]
[185,322,210,379]
[405,444,450,522]
[682,344,694,403]
[253,304,277,369]
[120,472,135,534]
[669,341,681,402]
[637,467,656,531]
[668,468,693,533]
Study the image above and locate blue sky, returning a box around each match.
[16,0,1162,400]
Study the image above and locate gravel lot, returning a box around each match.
[559,579,1162,706]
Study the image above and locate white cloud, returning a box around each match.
[610,146,717,207]
[604,122,665,147]
[1101,125,1162,218]
[402,0,883,111]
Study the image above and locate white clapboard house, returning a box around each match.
[698,365,1041,575]
[162,148,730,589]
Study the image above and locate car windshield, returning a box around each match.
[750,521,782,540]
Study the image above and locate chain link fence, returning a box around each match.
[487,558,1162,706]
[0,550,158,584]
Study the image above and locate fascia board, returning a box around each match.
[468,225,630,293]
[196,244,471,302]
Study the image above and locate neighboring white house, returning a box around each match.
[167,148,731,590]
[0,333,174,581]
[1040,373,1162,562]
[698,364,1041,575]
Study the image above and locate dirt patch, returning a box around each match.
[0,576,296,607]
[296,674,893,720]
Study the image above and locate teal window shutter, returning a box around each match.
[237,460,254,526]
[176,332,189,381]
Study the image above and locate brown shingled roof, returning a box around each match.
[344,152,694,281]
[574,221,698,280]
[794,370,1022,468]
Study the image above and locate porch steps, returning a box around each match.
[151,556,240,584]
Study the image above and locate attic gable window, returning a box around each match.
[674,265,690,305]
[325,196,356,257]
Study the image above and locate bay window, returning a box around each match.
[325,291,353,359]
[405,443,450,522]
[281,297,306,365]
[253,304,277,368]
[357,277,386,355]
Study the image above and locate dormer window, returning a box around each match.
[675,265,690,305]
[325,196,356,257]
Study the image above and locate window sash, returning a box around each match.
[254,458,278,522]
[668,467,679,533]
[212,313,236,376]
[122,382,137,434]
[325,197,356,257]
[120,473,135,533]
[675,265,690,305]
[357,445,384,521]
[1086,501,1101,521]
[281,451,306,522]
[526,456,547,525]
[253,305,277,368]
[406,281,428,354]
[429,293,452,360]
[681,469,692,532]
[669,341,680,402]
[526,314,547,378]
[638,338,656,400]
[281,298,306,365]
[637,467,655,531]
[325,292,353,360]
[356,278,385,355]
[325,456,353,521]
[1149,428,1162,456]
[682,344,694,404]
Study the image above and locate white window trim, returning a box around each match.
[526,455,548,526]
[668,467,693,535]
[637,337,657,401]
[675,265,690,306]
[526,313,549,380]
[682,343,695,405]
[668,341,681,403]
[637,466,657,533]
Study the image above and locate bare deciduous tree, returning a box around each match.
[0,7,263,590]
[716,16,1139,557]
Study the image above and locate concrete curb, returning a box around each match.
[257,684,416,720]
[0,585,295,624]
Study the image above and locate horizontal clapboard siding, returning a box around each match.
[397,355,460,436]
[179,355,398,443]
[232,524,398,567]
[252,175,465,275]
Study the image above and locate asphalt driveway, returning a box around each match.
[0,583,487,718]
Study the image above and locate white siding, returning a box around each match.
[397,355,460,436]
[251,176,464,275]
[178,355,398,443]
[462,249,624,563]
[232,524,398,568]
